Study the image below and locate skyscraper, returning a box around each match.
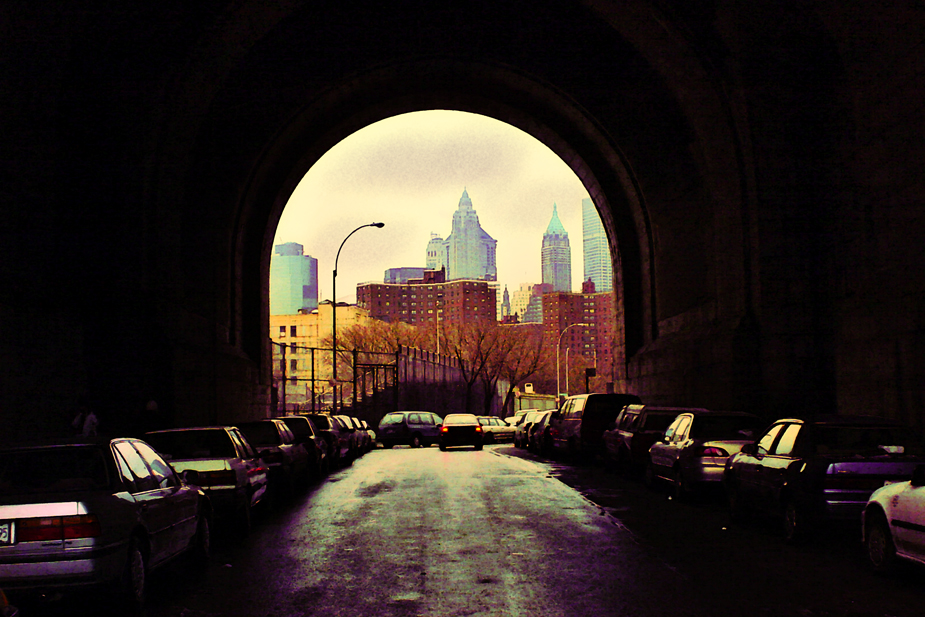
[582,198,613,292]
[444,189,497,282]
[270,242,318,315]
[425,233,446,272]
[542,203,571,292]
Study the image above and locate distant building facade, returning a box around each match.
[270,242,319,315]
[425,233,447,272]
[582,198,613,292]
[357,272,497,326]
[542,280,618,395]
[541,204,571,292]
[384,267,425,284]
[444,189,497,282]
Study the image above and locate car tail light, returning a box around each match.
[697,446,729,457]
[248,465,267,477]
[441,426,448,433]
[475,426,482,433]
[18,515,101,542]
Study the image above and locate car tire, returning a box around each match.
[193,514,211,565]
[122,536,147,607]
[673,469,691,500]
[866,512,897,572]
[474,443,483,451]
[383,442,394,449]
[439,443,447,451]
[727,482,749,523]
[410,434,422,448]
[782,499,806,543]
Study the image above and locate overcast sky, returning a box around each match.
[273,110,591,303]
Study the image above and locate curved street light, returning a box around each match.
[556,322,591,406]
[332,222,384,411]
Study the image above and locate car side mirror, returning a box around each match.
[740,443,758,456]
[182,469,201,485]
[911,465,925,487]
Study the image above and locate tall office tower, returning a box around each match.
[270,242,318,315]
[444,189,497,281]
[501,285,511,318]
[582,197,613,292]
[542,203,571,292]
[425,233,446,272]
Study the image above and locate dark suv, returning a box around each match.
[547,393,642,461]
[602,405,685,475]
[377,411,444,448]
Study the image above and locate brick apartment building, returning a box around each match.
[357,268,497,326]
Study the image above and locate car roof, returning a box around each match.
[772,414,907,427]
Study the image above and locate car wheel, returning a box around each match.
[727,483,749,523]
[193,514,211,565]
[673,469,691,500]
[782,499,806,543]
[866,513,897,572]
[383,442,394,449]
[122,536,147,607]
[439,443,447,451]
[644,460,657,489]
[474,442,483,451]
[410,434,422,448]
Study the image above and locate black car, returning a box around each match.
[602,405,684,475]
[438,414,484,451]
[724,415,925,541]
[305,414,354,467]
[237,420,310,498]
[547,393,642,461]
[378,411,444,448]
[280,415,328,479]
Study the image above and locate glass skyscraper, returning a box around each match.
[270,242,318,315]
[542,203,571,292]
[582,197,613,292]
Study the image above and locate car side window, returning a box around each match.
[409,413,422,425]
[114,442,158,493]
[624,413,640,431]
[757,424,785,456]
[133,441,179,489]
[772,424,802,456]
[671,416,692,442]
[112,447,137,492]
[229,429,254,459]
[663,416,682,441]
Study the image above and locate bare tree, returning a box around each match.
[441,318,499,414]
[496,325,549,414]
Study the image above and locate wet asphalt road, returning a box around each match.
[14,444,925,616]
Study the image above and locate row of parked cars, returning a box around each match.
[0,412,376,607]
[508,393,925,572]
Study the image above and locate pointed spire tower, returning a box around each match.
[541,203,571,292]
[444,188,497,281]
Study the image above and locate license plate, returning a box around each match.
[0,521,11,545]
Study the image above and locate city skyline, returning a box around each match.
[273,110,593,305]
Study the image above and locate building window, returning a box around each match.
[290,359,298,372]
[279,326,286,337]
[290,325,297,337]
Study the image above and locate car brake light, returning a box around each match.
[441,427,448,433]
[698,446,728,457]
[247,465,267,476]
[18,515,101,542]
[475,426,482,433]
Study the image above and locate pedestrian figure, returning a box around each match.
[81,409,99,437]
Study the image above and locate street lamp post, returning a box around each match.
[332,222,384,411]
[556,322,590,406]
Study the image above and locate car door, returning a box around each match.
[889,478,925,557]
[228,428,268,506]
[758,422,804,510]
[651,414,692,475]
[132,440,200,559]
[112,440,178,567]
[735,422,786,509]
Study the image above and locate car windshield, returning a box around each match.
[478,418,490,426]
[813,425,924,457]
[145,430,237,460]
[308,415,331,430]
[691,415,760,441]
[380,413,405,426]
[238,423,281,445]
[0,446,110,494]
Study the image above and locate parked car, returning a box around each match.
[280,415,328,478]
[528,410,555,454]
[514,410,545,448]
[237,419,310,498]
[438,414,484,451]
[344,416,372,454]
[144,427,268,531]
[478,416,516,444]
[334,415,366,459]
[0,438,211,606]
[864,464,925,571]
[547,393,642,460]
[306,414,353,467]
[725,415,925,541]
[377,411,443,448]
[602,406,684,475]
[361,420,376,447]
[647,409,760,498]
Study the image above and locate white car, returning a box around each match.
[863,465,925,571]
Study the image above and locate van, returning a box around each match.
[547,393,642,460]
